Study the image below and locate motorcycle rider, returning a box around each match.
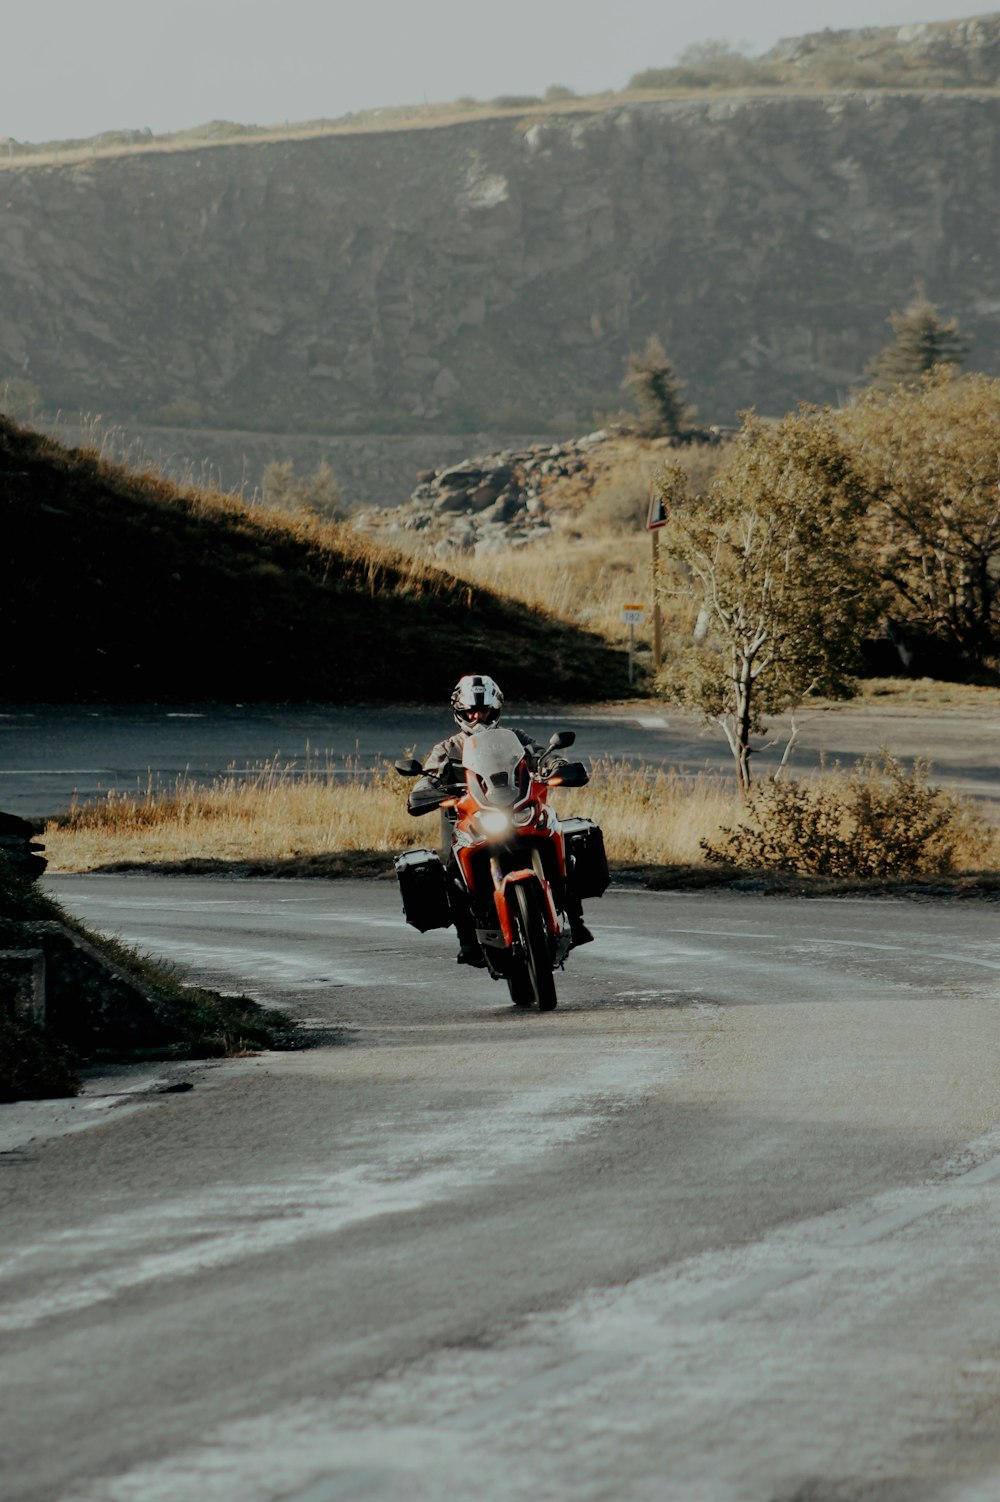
[409,674,594,966]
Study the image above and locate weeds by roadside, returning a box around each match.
[43,756,739,872]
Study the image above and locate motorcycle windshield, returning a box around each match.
[461,728,530,806]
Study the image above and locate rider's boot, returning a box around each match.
[566,896,594,947]
[452,902,486,968]
[569,918,594,947]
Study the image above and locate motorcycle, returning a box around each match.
[394,727,608,1011]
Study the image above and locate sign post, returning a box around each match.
[621,604,646,685]
[647,489,669,670]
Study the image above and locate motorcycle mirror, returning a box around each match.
[547,730,576,750]
[395,758,424,777]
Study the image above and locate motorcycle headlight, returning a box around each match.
[513,802,537,826]
[477,809,512,836]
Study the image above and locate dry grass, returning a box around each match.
[553,762,739,865]
[409,437,723,647]
[0,97,624,172]
[42,751,1000,879]
[44,761,414,870]
[453,536,654,643]
[443,534,701,651]
[849,677,1000,711]
[43,758,741,872]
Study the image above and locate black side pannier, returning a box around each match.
[560,817,610,900]
[394,849,453,932]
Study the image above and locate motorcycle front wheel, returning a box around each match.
[505,961,535,1007]
[512,880,557,1012]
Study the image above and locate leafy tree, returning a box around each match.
[622,335,694,440]
[657,408,875,791]
[840,372,1000,667]
[260,459,346,522]
[864,297,968,393]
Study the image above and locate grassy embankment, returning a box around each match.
[0,860,294,1102]
[0,415,626,704]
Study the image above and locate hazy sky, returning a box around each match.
[2,0,990,142]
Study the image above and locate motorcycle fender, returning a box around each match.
[494,868,560,943]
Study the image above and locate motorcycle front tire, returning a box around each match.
[513,880,557,1012]
[506,961,534,1007]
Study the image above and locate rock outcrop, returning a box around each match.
[354,424,730,555]
[354,431,610,557]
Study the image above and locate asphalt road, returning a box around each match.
[3,875,1000,1501]
[2,698,1000,819]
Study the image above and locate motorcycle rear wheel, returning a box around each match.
[513,880,557,1012]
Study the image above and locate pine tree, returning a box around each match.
[622,335,694,439]
[865,297,968,392]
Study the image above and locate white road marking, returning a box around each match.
[634,715,669,728]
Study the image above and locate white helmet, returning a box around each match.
[451,674,504,732]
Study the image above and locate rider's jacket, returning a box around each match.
[408,726,544,813]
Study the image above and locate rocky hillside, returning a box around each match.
[1,16,998,479]
[352,428,722,559]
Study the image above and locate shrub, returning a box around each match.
[490,95,542,109]
[150,395,202,426]
[628,42,771,92]
[260,458,347,521]
[701,752,988,879]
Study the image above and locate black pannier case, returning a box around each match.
[394,849,453,932]
[560,817,610,899]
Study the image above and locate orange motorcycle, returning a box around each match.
[394,727,608,1011]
